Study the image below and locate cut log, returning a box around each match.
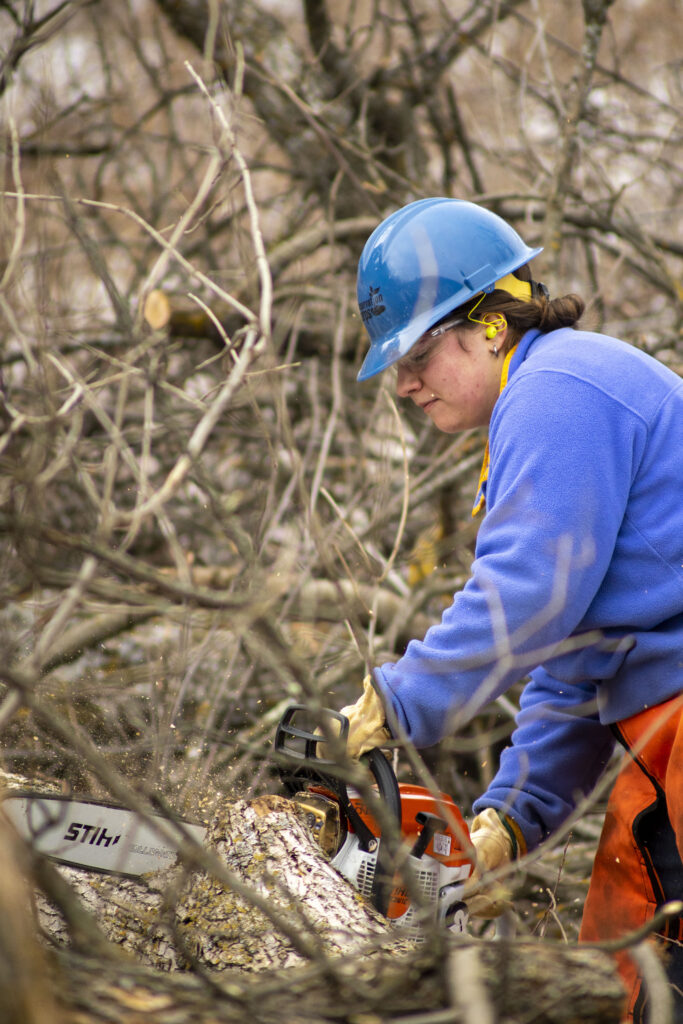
[1,775,626,1023]
[48,938,626,1024]
[35,793,396,971]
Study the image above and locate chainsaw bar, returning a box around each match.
[2,791,207,877]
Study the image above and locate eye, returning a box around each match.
[408,341,432,367]
[398,334,440,374]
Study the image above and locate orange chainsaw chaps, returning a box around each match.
[580,695,683,1023]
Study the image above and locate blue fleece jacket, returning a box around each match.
[374,327,683,849]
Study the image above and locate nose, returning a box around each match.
[396,364,421,397]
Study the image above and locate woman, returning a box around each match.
[342,197,683,1022]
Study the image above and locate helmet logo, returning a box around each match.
[359,285,386,323]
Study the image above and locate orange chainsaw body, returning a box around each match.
[343,782,472,922]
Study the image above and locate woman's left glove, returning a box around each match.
[463,807,525,918]
[340,674,391,759]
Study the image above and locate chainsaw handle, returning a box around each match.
[273,704,349,766]
[273,706,399,809]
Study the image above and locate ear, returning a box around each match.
[484,313,507,339]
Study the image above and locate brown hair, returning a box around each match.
[438,268,585,354]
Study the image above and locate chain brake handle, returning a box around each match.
[273,703,400,814]
[273,704,349,795]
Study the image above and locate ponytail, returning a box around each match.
[537,293,585,332]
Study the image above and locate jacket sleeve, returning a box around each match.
[472,669,616,849]
[374,368,642,750]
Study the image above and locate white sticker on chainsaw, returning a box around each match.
[432,832,451,856]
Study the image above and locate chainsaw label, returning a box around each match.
[63,822,121,846]
[128,843,174,858]
[432,832,451,857]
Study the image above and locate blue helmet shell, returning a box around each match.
[356,198,542,381]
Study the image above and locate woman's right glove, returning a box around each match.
[463,807,525,918]
[339,674,391,760]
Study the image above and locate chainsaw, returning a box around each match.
[2,705,473,936]
[273,704,473,935]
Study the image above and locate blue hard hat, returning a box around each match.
[356,198,542,381]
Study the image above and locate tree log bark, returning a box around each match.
[1,776,626,1023]
[48,939,626,1024]
[36,794,395,972]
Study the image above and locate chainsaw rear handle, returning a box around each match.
[410,811,447,860]
[360,742,401,837]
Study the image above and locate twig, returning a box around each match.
[377,388,411,583]
[629,940,675,1024]
[184,60,273,343]
[447,944,495,1024]
[0,189,257,323]
[138,149,222,328]
[0,115,26,294]
[310,292,348,514]
[542,0,615,276]
[536,834,571,939]
[595,902,683,955]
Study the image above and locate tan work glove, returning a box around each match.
[463,807,524,918]
[339,674,391,760]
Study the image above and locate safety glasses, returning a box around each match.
[397,316,466,374]
[427,316,466,338]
